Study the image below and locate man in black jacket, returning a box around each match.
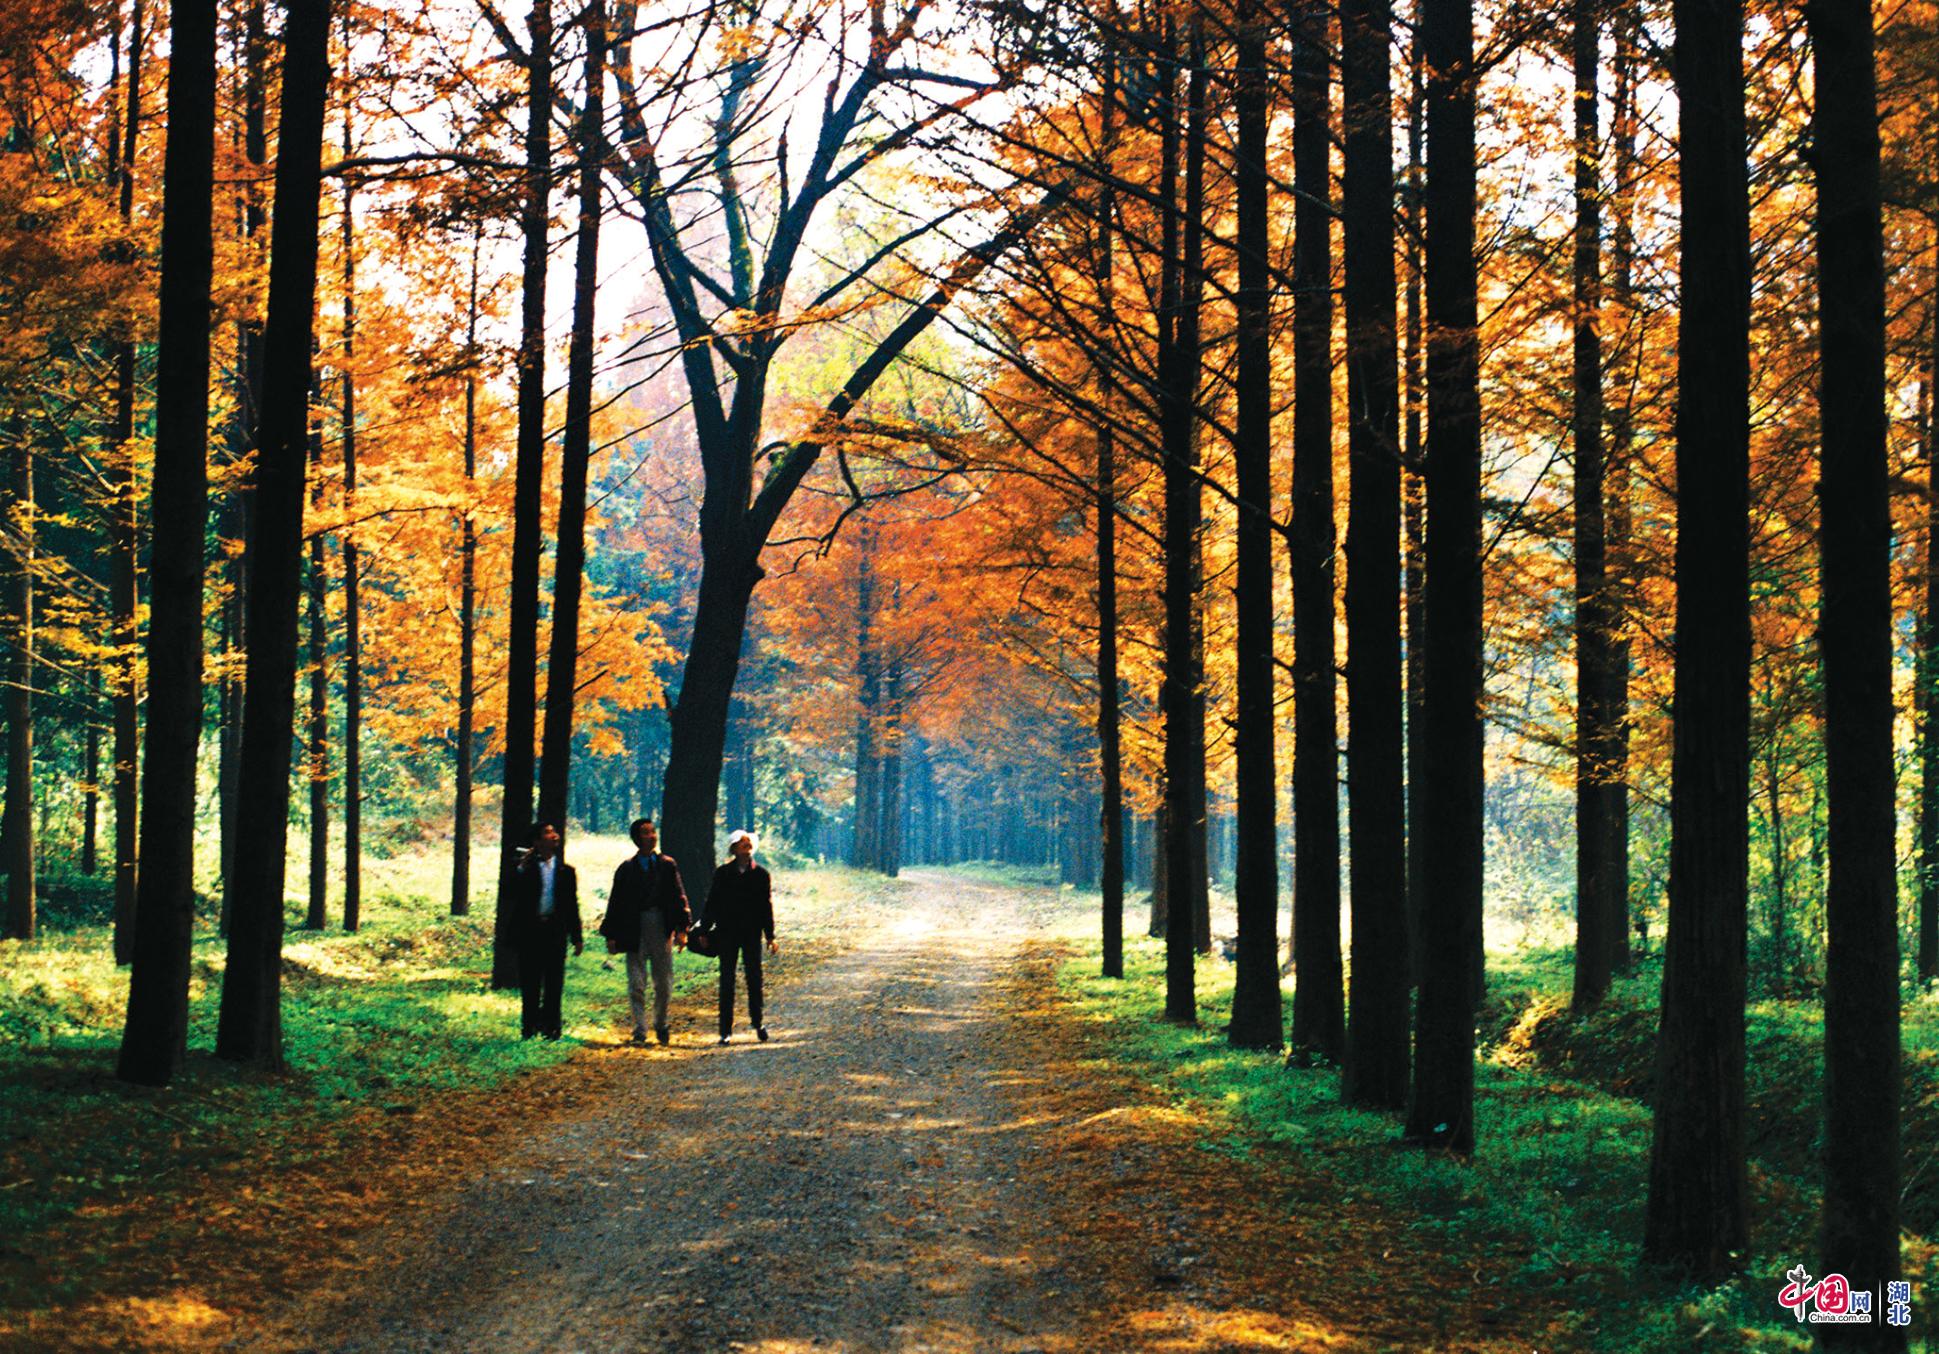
[601,818,690,1045]
[704,829,776,1044]
[510,821,582,1040]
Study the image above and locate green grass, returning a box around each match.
[1054,928,1938,1353]
[1483,944,1939,1245]
[0,839,898,1313]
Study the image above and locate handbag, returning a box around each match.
[684,924,721,958]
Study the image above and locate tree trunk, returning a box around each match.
[495,0,552,988]
[878,683,903,877]
[1642,0,1751,1276]
[1095,73,1125,981]
[1809,0,1902,1332]
[662,554,759,874]
[453,234,480,918]
[304,416,328,933]
[1341,0,1408,1107]
[1150,798,1170,937]
[116,0,219,1086]
[1288,0,1341,1060]
[1227,11,1281,1051]
[852,530,879,871]
[1402,32,1426,992]
[215,0,334,1070]
[338,48,361,933]
[3,437,34,942]
[1924,234,1939,982]
[1159,17,1204,1024]
[1571,0,1620,1013]
[102,0,145,959]
[1606,16,1637,974]
[1405,0,1483,1155]
[83,677,99,876]
[220,0,266,940]
[537,0,608,841]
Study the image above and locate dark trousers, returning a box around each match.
[517,920,569,1038]
[718,932,764,1036]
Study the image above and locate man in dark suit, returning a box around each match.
[510,820,581,1040]
[704,829,777,1044]
[600,817,690,1046]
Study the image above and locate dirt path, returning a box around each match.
[255,873,1557,1354]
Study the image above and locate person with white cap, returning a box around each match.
[701,829,776,1044]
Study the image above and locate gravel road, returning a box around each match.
[277,872,1104,1354]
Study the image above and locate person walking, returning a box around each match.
[704,829,776,1044]
[600,817,690,1046]
[510,821,581,1040]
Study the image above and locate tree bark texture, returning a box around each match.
[1288,0,1341,1060]
[1405,0,1484,1155]
[3,438,34,942]
[1227,13,1282,1051]
[1808,0,1903,1336]
[1159,18,1204,1025]
[116,0,219,1086]
[1571,0,1621,1013]
[1643,0,1751,1276]
[214,0,334,1070]
[1341,0,1409,1108]
[538,0,608,840]
[495,0,552,988]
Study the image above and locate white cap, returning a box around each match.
[727,829,759,852]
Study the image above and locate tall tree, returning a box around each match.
[1159,16,1204,1025]
[304,414,328,931]
[1287,0,1340,1060]
[494,0,552,988]
[453,232,481,919]
[1226,6,1282,1050]
[1604,8,1637,975]
[1405,0,1483,1154]
[536,0,608,835]
[338,15,362,933]
[607,0,1055,878]
[1340,0,1408,1108]
[1401,30,1426,987]
[220,0,268,933]
[216,0,335,1069]
[1923,235,1939,984]
[108,0,146,967]
[115,0,221,1087]
[1643,0,1751,1276]
[1571,0,1621,1012]
[1094,71,1126,982]
[2,435,34,941]
[1809,0,1902,1336]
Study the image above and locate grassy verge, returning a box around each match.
[1052,923,1937,1352]
[1482,946,1939,1241]
[0,841,900,1339]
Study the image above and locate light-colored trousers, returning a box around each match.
[627,910,674,1036]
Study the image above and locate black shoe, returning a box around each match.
[756,1026,769,1042]
[718,1034,730,1045]
[628,1030,647,1047]
[655,1027,670,1046]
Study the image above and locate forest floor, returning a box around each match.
[7,863,1890,1352]
[5,866,1585,1354]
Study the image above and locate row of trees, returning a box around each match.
[3,0,1932,1317]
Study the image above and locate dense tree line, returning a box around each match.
[0,0,1932,1319]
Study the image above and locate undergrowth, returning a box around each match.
[0,841,891,1316]
[1055,930,1939,1353]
